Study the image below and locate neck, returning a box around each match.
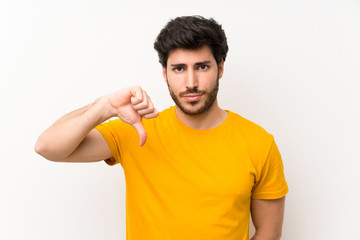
[174,99,228,130]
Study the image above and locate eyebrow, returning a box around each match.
[170,61,212,68]
[195,61,212,66]
[170,63,186,68]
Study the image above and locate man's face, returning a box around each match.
[163,46,224,115]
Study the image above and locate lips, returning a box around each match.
[183,94,202,101]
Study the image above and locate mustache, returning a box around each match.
[179,88,206,97]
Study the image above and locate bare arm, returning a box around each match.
[250,197,286,240]
[35,86,158,162]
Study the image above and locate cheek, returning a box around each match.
[167,82,182,93]
[167,75,183,88]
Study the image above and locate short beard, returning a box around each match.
[166,74,219,116]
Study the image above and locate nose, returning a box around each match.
[185,69,198,89]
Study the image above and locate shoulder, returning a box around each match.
[227,110,274,142]
[226,111,276,166]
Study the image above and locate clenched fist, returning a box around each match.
[107,86,159,146]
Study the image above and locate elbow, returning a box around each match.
[253,229,282,240]
[34,138,45,156]
[274,231,282,240]
[269,229,282,240]
[34,139,50,160]
[34,138,59,162]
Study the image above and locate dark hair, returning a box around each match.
[154,15,228,68]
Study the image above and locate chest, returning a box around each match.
[124,133,256,202]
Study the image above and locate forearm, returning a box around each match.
[35,96,114,161]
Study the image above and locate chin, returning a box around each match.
[177,101,212,116]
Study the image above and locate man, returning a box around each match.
[35,16,288,240]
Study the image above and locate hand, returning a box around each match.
[107,86,159,146]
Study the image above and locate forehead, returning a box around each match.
[167,46,215,65]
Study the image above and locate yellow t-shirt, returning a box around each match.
[95,106,288,240]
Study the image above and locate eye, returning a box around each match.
[198,65,209,70]
[173,66,184,73]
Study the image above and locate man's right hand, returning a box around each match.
[107,86,159,146]
[35,86,158,162]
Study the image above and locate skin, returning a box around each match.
[251,197,286,240]
[35,46,285,239]
[163,46,228,130]
[34,87,158,161]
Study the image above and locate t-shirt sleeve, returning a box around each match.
[95,119,137,166]
[251,140,289,199]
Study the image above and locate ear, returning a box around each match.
[218,59,224,79]
[162,67,167,83]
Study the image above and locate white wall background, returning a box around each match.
[1,0,359,239]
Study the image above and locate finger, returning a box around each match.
[136,95,154,115]
[131,122,147,146]
[133,91,149,111]
[142,110,159,119]
[130,87,143,105]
